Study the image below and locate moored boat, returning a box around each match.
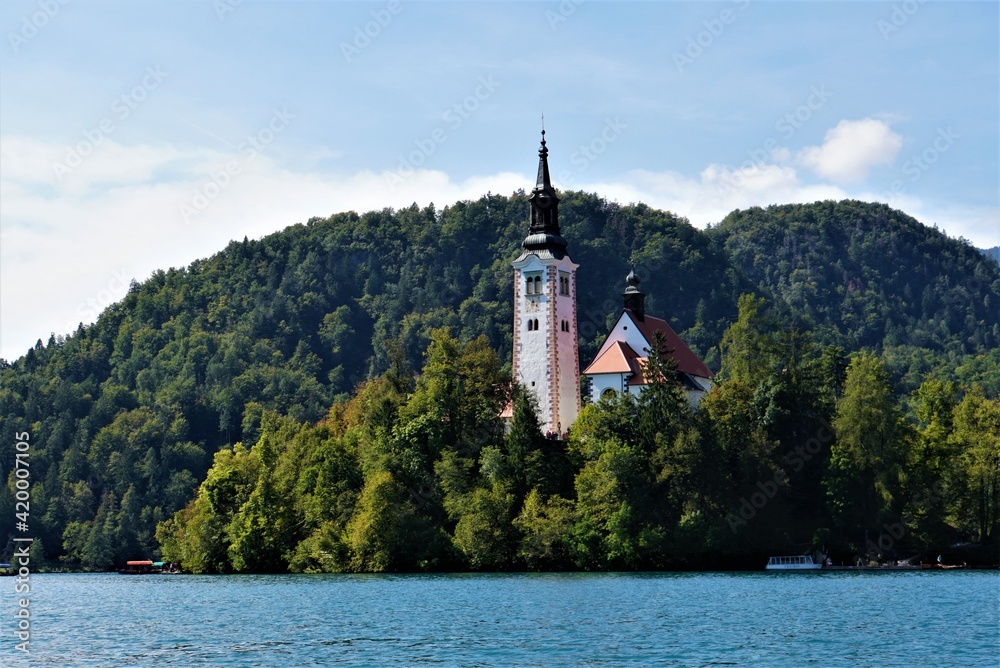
[118,560,155,575]
[118,560,180,574]
[153,561,180,573]
[765,555,824,570]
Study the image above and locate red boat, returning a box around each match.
[118,560,155,575]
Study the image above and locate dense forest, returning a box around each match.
[1,194,998,570]
[159,322,999,572]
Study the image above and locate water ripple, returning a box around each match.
[1,571,997,666]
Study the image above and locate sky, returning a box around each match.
[1,0,997,362]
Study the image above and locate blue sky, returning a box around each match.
[1,0,997,361]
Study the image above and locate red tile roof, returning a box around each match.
[583,340,642,376]
[627,310,714,379]
[628,358,649,385]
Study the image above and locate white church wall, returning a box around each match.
[553,256,580,434]
[593,311,650,360]
[588,373,625,403]
[513,254,550,423]
[512,253,579,435]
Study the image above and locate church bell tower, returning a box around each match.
[511,130,580,436]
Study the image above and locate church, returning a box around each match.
[581,269,714,406]
[510,131,713,436]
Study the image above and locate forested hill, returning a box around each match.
[983,246,1000,264]
[1,194,998,568]
[710,202,1000,390]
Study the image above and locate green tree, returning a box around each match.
[950,389,1000,545]
[344,469,408,572]
[28,538,47,571]
[905,380,959,550]
[504,386,547,497]
[701,382,761,500]
[513,489,576,570]
[573,439,656,569]
[452,483,517,570]
[157,442,260,573]
[718,294,775,389]
[82,492,118,570]
[825,353,907,554]
[636,330,688,453]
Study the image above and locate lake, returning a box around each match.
[3,571,998,666]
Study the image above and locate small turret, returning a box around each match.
[622,267,645,320]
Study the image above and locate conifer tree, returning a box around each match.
[826,353,907,554]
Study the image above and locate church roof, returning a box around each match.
[583,340,641,376]
[625,310,715,379]
[584,307,715,383]
[582,319,715,390]
[626,359,706,390]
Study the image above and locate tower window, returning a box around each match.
[534,318,539,330]
[527,320,533,331]
[524,271,543,296]
[559,272,570,296]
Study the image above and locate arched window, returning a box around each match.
[559,272,570,296]
[601,388,616,400]
[533,318,539,330]
[524,272,543,296]
[527,320,534,331]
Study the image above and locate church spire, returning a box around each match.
[535,128,552,192]
[522,127,567,260]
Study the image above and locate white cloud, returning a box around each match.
[798,118,903,183]
[0,136,526,360]
[0,136,193,195]
[585,163,847,228]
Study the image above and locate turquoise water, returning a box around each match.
[2,571,998,666]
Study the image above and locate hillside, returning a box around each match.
[983,246,1000,264]
[711,202,1000,390]
[1,195,998,568]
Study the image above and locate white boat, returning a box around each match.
[765,555,824,570]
